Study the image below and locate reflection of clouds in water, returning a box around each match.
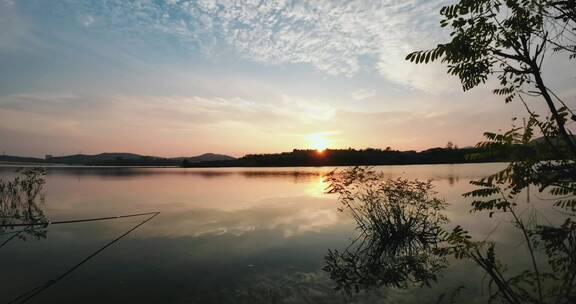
[142,197,345,238]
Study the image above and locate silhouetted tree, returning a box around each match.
[404,1,576,303]
[184,148,494,168]
[407,0,576,156]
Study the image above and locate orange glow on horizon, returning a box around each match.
[307,132,330,153]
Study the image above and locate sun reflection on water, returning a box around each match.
[305,176,329,198]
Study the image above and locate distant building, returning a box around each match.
[45,155,53,160]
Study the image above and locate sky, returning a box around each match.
[0,0,574,158]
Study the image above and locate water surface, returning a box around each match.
[0,163,552,303]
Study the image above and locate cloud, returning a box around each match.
[0,93,336,134]
[0,91,527,156]
[56,0,454,92]
[376,47,461,94]
[351,88,376,100]
[79,14,96,27]
[0,92,342,155]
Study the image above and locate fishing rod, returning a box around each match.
[0,211,160,228]
[5,211,160,304]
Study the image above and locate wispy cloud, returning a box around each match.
[0,92,340,155]
[351,88,376,101]
[2,1,571,158]
[58,0,455,92]
[0,91,526,156]
[0,93,336,132]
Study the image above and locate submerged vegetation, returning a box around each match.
[324,168,448,292]
[324,165,576,303]
[0,168,48,242]
[0,168,160,304]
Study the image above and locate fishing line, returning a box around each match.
[0,225,32,248]
[6,211,160,304]
[0,211,160,228]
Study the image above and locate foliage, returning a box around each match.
[456,120,576,303]
[533,219,576,301]
[323,167,448,293]
[336,0,576,303]
[466,116,576,213]
[404,1,576,300]
[0,168,48,241]
[406,0,576,156]
[462,119,575,304]
[324,165,576,303]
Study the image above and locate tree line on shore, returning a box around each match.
[182,146,501,167]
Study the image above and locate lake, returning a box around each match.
[0,163,557,303]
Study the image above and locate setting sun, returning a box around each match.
[306,133,331,153]
[314,142,328,153]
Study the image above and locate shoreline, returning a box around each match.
[0,160,507,169]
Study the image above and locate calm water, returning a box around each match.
[0,163,557,303]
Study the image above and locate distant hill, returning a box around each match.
[48,153,143,165]
[0,152,235,166]
[180,153,236,163]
